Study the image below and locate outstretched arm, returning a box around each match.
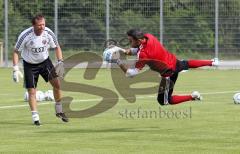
[117,60,139,77]
[103,45,140,77]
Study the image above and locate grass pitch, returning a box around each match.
[1,68,240,153]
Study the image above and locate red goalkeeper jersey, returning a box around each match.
[135,33,177,76]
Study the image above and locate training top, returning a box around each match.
[135,33,177,76]
[15,27,58,64]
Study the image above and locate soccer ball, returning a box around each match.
[44,90,54,101]
[36,91,45,102]
[233,93,240,104]
[24,90,45,102]
[103,45,121,62]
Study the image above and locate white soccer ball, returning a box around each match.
[44,90,54,101]
[24,90,46,102]
[103,46,121,62]
[233,93,240,104]
[24,91,29,101]
[36,91,45,102]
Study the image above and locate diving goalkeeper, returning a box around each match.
[104,28,219,105]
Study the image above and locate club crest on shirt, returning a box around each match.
[42,39,47,45]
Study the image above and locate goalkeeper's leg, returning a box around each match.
[28,88,41,126]
[41,58,68,122]
[188,59,218,68]
[157,73,200,105]
[49,78,69,122]
[23,62,41,126]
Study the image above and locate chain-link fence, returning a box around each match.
[1,0,240,66]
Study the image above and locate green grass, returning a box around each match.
[1,68,240,153]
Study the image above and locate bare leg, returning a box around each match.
[49,78,68,122]
[27,88,40,125]
[49,78,61,102]
[28,88,37,111]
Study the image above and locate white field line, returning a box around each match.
[0,93,20,96]
[0,102,52,109]
[0,90,239,110]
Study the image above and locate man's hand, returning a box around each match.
[13,65,23,82]
[55,59,64,78]
[124,48,139,55]
[124,48,132,55]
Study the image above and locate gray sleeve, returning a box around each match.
[130,48,139,55]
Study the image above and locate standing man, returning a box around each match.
[104,28,219,105]
[12,14,68,126]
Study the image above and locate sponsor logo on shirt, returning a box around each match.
[31,47,45,53]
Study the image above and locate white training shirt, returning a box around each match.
[15,27,58,64]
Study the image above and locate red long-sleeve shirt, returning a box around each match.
[135,33,177,76]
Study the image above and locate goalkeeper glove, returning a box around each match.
[13,65,23,83]
[55,59,65,78]
[103,46,122,63]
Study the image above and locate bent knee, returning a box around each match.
[157,97,168,106]
[157,96,172,106]
[28,89,36,96]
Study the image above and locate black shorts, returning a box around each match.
[23,58,58,88]
[175,60,189,73]
[157,60,189,105]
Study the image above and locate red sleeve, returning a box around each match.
[135,51,147,70]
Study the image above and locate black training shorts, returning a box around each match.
[23,58,58,88]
